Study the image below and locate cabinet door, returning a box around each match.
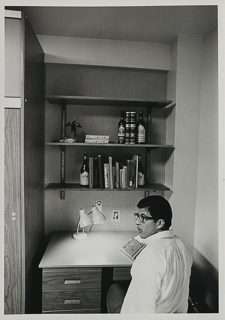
[4,109,23,314]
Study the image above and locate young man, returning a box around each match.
[107,195,193,313]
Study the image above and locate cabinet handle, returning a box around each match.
[64,299,80,305]
[64,279,81,284]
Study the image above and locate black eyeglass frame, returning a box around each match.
[134,212,155,224]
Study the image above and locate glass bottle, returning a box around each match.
[80,154,89,186]
[137,110,146,144]
[118,110,126,144]
[138,155,145,186]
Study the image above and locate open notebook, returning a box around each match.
[121,238,146,261]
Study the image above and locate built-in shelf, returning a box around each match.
[45,183,170,191]
[46,142,174,148]
[45,95,172,109]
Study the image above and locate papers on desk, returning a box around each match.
[121,238,146,261]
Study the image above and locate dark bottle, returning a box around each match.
[118,110,126,144]
[137,110,146,144]
[138,155,145,186]
[80,154,89,186]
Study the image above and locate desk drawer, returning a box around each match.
[43,267,101,290]
[42,289,101,313]
[113,267,131,281]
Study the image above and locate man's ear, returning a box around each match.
[156,219,165,230]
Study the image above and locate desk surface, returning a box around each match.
[39,231,137,268]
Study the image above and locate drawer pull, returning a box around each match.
[64,279,81,284]
[64,299,80,305]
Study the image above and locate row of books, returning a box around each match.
[89,155,140,189]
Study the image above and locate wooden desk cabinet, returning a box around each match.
[39,231,135,313]
[42,267,102,313]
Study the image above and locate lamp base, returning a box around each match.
[73,232,87,240]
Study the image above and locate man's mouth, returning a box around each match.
[137,227,142,233]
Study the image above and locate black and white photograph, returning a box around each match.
[2,1,224,319]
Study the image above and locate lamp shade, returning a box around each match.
[79,208,92,228]
[91,206,106,224]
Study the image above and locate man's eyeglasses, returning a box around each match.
[134,212,155,224]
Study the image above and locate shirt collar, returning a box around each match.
[135,229,174,245]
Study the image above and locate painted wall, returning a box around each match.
[167,35,203,254]
[191,26,218,312]
[37,34,170,70]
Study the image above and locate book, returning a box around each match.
[86,135,109,139]
[98,155,104,189]
[121,238,146,261]
[132,155,139,188]
[85,139,109,143]
[89,157,94,188]
[126,159,136,188]
[115,161,120,188]
[104,163,110,189]
[93,156,99,188]
[109,156,113,189]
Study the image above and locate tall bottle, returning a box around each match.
[80,154,89,186]
[138,155,145,186]
[118,110,126,144]
[137,110,146,144]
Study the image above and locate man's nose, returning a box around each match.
[135,218,141,225]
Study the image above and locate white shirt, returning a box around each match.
[120,230,193,313]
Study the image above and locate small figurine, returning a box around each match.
[60,120,82,143]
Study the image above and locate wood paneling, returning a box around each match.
[4,109,22,314]
[23,17,45,313]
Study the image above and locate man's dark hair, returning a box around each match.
[137,195,172,230]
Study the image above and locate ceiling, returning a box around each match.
[14,5,217,44]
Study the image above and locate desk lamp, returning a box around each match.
[73,206,106,240]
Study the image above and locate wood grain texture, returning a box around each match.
[113,267,131,281]
[42,267,102,290]
[42,267,101,312]
[23,17,45,313]
[4,109,22,314]
[42,289,101,311]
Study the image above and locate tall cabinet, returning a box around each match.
[4,11,45,314]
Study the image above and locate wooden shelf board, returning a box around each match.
[45,142,174,148]
[45,95,172,108]
[45,183,170,191]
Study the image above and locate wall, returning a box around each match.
[37,34,170,70]
[191,26,218,312]
[167,35,203,254]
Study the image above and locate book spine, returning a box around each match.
[104,163,110,189]
[123,166,127,188]
[132,155,139,188]
[85,139,109,143]
[115,161,120,188]
[89,157,94,188]
[93,157,99,188]
[86,135,109,139]
[109,156,113,189]
[98,155,104,189]
[147,111,152,144]
[120,169,124,188]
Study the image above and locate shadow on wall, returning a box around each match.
[190,248,218,313]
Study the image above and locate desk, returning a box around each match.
[39,231,137,313]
